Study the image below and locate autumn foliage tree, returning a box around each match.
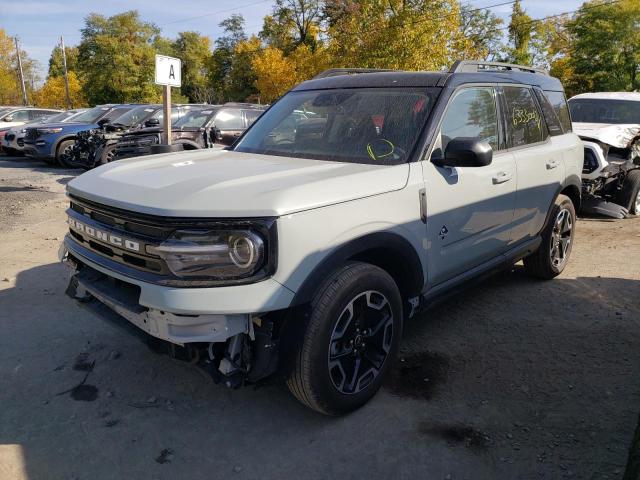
[33,71,86,108]
[77,11,166,104]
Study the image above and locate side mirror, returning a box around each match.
[145,118,160,127]
[435,137,493,168]
[4,116,13,122]
[97,118,110,127]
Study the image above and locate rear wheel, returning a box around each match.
[523,194,576,279]
[56,140,77,168]
[287,262,402,415]
[617,169,640,215]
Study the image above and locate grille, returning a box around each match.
[24,128,38,142]
[67,195,277,287]
[17,138,24,147]
[68,197,172,275]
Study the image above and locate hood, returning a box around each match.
[67,149,409,217]
[573,122,640,148]
[0,121,27,130]
[27,121,98,131]
[123,126,162,137]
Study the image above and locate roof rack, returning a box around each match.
[223,102,265,108]
[450,60,548,76]
[312,68,396,79]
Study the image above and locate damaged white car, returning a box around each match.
[569,92,640,217]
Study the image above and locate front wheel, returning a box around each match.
[287,262,402,415]
[523,194,576,279]
[57,140,77,168]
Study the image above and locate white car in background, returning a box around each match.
[0,107,62,149]
[2,109,87,156]
[0,107,62,129]
[569,92,640,217]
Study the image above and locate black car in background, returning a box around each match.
[114,103,266,160]
[65,104,202,169]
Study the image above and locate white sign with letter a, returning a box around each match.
[155,54,181,87]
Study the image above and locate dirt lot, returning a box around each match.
[0,156,639,480]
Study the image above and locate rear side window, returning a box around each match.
[440,87,499,151]
[243,109,262,127]
[502,87,543,147]
[29,110,53,120]
[534,89,563,136]
[214,109,244,130]
[544,91,572,133]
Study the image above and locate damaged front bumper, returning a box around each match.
[60,239,286,386]
[60,242,253,346]
[64,264,251,346]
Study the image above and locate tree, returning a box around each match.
[260,0,322,52]
[33,71,86,108]
[506,0,533,65]
[48,45,79,78]
[325,0,467,71]
[459,3,504,61]
[172,31,212,102]
[252,43,330,102]
[0,30,20,105]
[252,46,297,102]
[208,14,258,102]
[0,29,40,105]
[77,11,165,104]
[563,0,640,93]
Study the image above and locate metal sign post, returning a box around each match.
[154,54,182,146]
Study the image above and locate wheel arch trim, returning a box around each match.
[289,231,425,307]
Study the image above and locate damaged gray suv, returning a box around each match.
[61,61,583,415]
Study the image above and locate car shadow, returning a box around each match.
[1,260,639,479]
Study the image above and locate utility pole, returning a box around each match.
[14,37,28,106]
[60,35,72,109]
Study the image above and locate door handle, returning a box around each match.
[546,159,560,169]
[492,171,513,184]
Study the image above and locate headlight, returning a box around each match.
[37,128,63,134]
[151,229,266,280]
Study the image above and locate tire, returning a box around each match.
[523,194,576,279]
[95,145,116,167]
[287,262,402,415]
[56,139,77,168]
[617,169,640,215]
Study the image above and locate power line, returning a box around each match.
[498,0,620,30]
[344,0,517,40]
[161,0,273,26]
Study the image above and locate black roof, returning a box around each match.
[293,68,564,93]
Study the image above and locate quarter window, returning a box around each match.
[545,91,572,132]
[439,87,499,152]
[503,87,544,147]
[534,89,562,136]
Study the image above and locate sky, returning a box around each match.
[1,0,585,82]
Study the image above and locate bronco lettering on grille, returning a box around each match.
[68,217,140,252]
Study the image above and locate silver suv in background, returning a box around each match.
[62,61,582,415]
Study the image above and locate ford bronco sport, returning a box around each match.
[61,61,583,415]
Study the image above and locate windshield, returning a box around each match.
[569,98,640,124]
[233,88,437,164]
[40,111,77,123]
[111,105,157,127]
[174,108,216,128]
[70,106,112,124]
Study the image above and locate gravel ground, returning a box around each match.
[0,156,639,480]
